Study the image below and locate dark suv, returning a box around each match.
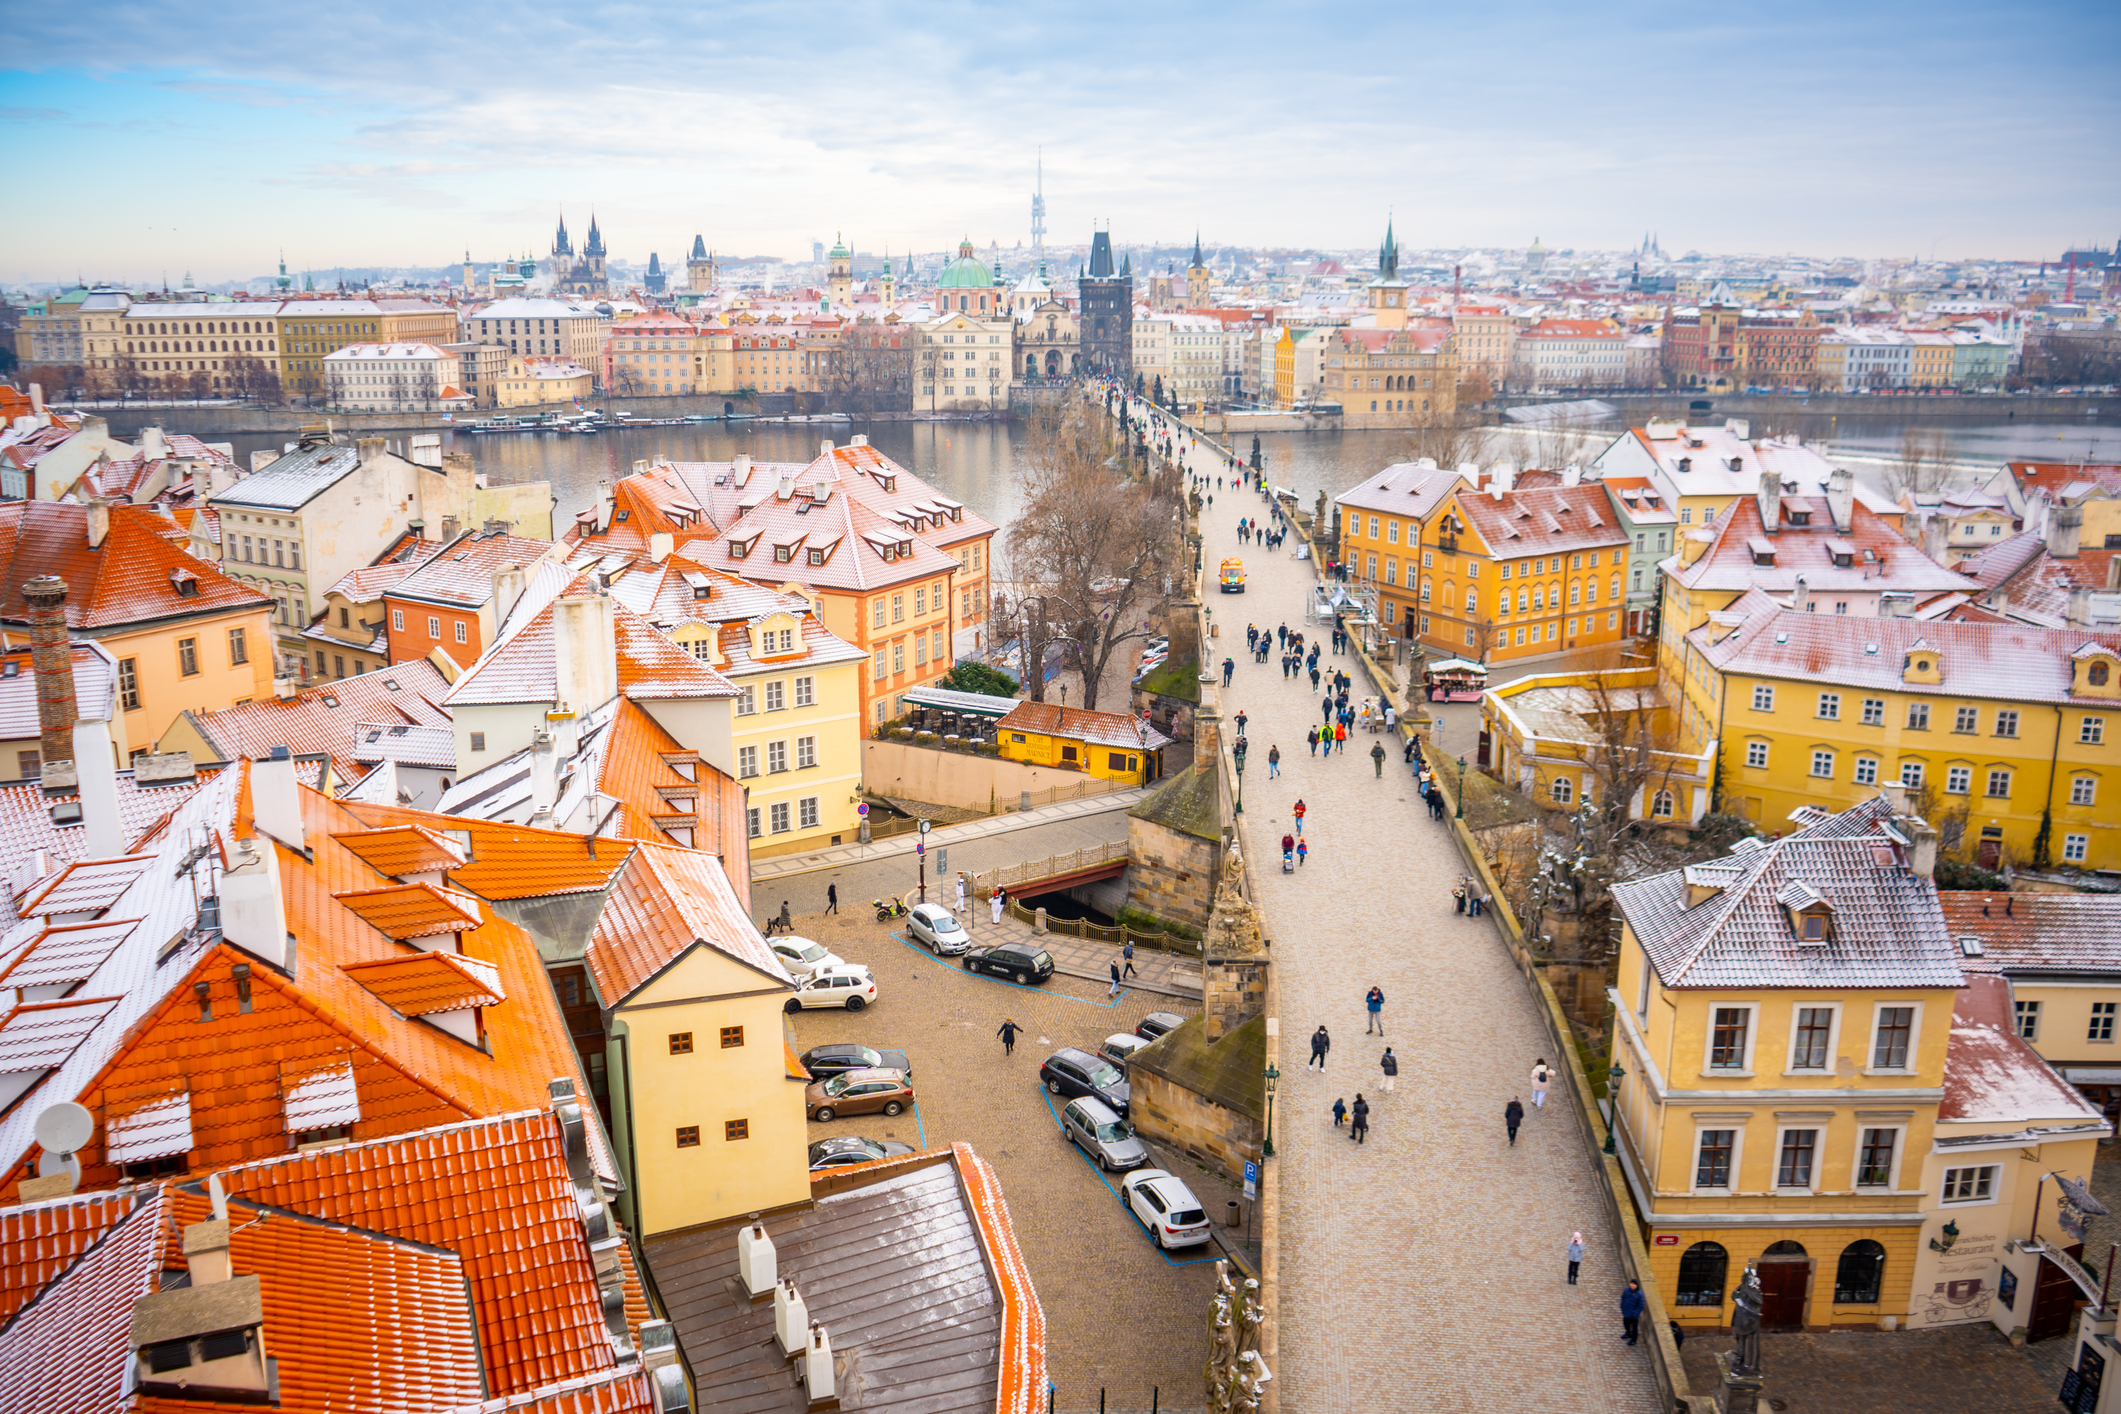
[962,942,1056,985]
[1039,1046,1131,1117]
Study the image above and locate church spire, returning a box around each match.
[1192,230,1204,268]
[1379,218,1398,279]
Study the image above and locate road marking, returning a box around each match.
[891,931,1134,1008]
[1037,1085,1222,1268]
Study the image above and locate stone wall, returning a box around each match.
[862,737,1126,814]
[1126,814,1221,930]
[1130,1068,1262,1188]
[1203,958,1266,1044]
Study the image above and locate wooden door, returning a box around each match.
[2031,1246,2087,1343]
[1978,835,2003,870]
[1758,1261,1810,1332]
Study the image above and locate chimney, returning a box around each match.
[774,1279,810,1357]
[2048,503,2083,560]
[357,436,388,465]
[440,514,459,543]
[551,594,618,713]
[1724,417,1749,440]
[272,676,298,700]
[23,576,75,770]
[1756,474,1779,534]
[649,531,674,562]
[1826,467,1855,534]
[1790,575,1808,613]
[529,728,559,828]
[1921,514,1946,561]
[29,382,44,418]
[1878,780,1908,813]
[737,1223,777,1302]
[776,474,797,501]
[595,478,614,531]
[184,1219,233,1286]
[802,1323,837,1404]
[733,452,753,483]
[2068,586,2094,629]
[492,563,527,625]
[1908,819,1939,881]
[73,718,123,858]
[140,426,168,462]
[250,748,307,852]
[820,440,835,456]
[82,497,110,549]
[850,433,869,447]
[1561,463,1582,487]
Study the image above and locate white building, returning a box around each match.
[463,297,605,369]
[323,343,470,412]
[917,311,1013,413]
[1823,329,1914,391]
[1510,319,1626,391]
[1166,314,1223,409]
[1131,312,1173,392]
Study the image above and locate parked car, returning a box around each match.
[807,1136,914,1171]
[906,903,969,955]
[786,964,877,1012]
[804,1067,914,1122]
[1098,1033,1149,1068]
[962,942,1056,985]
[1120,1169,1214,1250]
[1135,1011,1187,1042]
[770,936,843,981]
[800,1043,913,1082]
[1061,1096,1147,1172]
[1039,1047,1130,1117]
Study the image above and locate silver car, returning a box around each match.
[1098,1033,1149,1068]
[770,935,844,981]
[1061,1096,1146,1172]
[906,903,969,955]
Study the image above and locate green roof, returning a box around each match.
[1129,762,1219,842]
[1130,1014,1264,1120]
[938,236,992,289]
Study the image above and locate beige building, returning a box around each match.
[917,310,1013,412]
[1132,314,1174,391]
[1452,305,1516,389]
[463,297,605,374]
[1167,313,1223,409]
[123,300,283,394]
[276,298,456,398]
[496,356,594,407]
[323,342,470,411]
[18,287,132,375]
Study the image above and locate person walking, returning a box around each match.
[1332,1097,1347,1128]
[1281,831,1295,866]
[1364,985,1385,1035]
[1349,1094,1370,1144]
[1108,960,1123,997]
[1267,744,1281,779]
[1296,838,1308,866]
[1379,1047,1398,1094]
[1293,800,1306,835]
[1620,1281,1645,1345]
[1567,1232,1585,1286]
[1309,664,1321,690]
[997,1018,1021,1056]
[776,900,793,936]
[1454,885,1467,914]
[1334,722,1348,754]
[1531,1059,1553,1109]
[825,882,839,915]
[1235,709,1248,736]
[1505,1096,1525,1146]
[1307,726,1320,757]
[955,873,969,914]
[1370,741,1386,778]
[991,888,1005,926]
[1308,1025,1330,1070]
[1122,939,1137,979]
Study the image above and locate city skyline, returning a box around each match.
[3,0,2117,284]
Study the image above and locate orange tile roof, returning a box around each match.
[430,1370,659,1414]
[0,1187,141,1326]
[180,660,453,779]
[338,803,629,898]
[588,840,789,1005]
[331,881,484,938]
[0,502,270,630]
[343,948,506,1015]
[330,823,466,878]
[0,1182,163,1414]
[19,855,153,916]
[443,592,737,707]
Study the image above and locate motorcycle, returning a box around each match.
[874,896,910,923]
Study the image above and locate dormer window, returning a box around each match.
[1778,880,1833,944]
[807,547,826,566]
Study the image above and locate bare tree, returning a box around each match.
[1398,414,1495,472]
[1457,368,1495,408]
[1006,400,1178,711]
[1882,429,1955,502]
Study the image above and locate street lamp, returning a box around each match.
[1604,1062,1628,1156]
[1232,737,1247,816]
[1262,1062,1280,1158]
[1455,756,1467,820]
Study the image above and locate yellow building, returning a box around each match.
[1272,328,1296,408]
[996,700,1171,785]
[1908,332,1955,388]
[1674,588,2121,868]
[495,356,595,407]
[588,841,811,1237]
[1412,479,1631,664]
[1609,795,1962,1331]
[1332,462,1466,639]
[276,298,456,397]
[1942,892,2121,1112]
[1481,665,1717,823]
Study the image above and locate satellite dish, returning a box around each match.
[34,1100,93,1157]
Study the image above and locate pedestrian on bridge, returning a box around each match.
[1306,726,1319,756]
[1293,800,1307,834]
[1531,1059,1552,1108]
[1567,1233,1584,1285]
[1380,1048,1398,1093]
[1332,1097,1347,1128]
[1296,838,1307,866]
[997,1018,1021,1056]
[1365,986,1385,1034]
[1334,722,1348,753]
[1308,1025,1330,1070]
[1620,1281,1645,1345]
[1349,1095,1370,1144]
[1371,741,1386,777]
[1505,1097,1525,1146]
[1267,744,1281,778]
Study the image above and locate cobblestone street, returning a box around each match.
[1180,425,1663,1412]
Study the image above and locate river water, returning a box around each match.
[215,410,2116,538]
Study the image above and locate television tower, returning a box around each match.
[1030,149,1047,269]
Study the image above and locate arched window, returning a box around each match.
[1675,1241,1728,1307]
[1550,776,1573,805]
[1763,1239,1807,1258]
[1651,789,1674,818]
[2094,662,2111,687]
[1834,1240,1885,1304]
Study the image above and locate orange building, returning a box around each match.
[1415,479,1631,663]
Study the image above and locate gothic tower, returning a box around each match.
[686,234,715,292]
[1078,227,1134,377]
[584,212,607,286]
[1186,232,1211,309]
[1367,218,1408,329]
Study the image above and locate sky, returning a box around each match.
[3,0,2117,286]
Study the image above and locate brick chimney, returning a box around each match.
[2048,503,2083,561]
[22,576,75,771]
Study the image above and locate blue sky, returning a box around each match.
[3,0,2117,285]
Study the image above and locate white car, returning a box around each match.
[785,964,877,1013]
[1120,1169,1213,1250]
[906,903,969,956]
[770,936,844,982]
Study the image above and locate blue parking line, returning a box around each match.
[891,931,1134,1008]
[912,1098,927,1150]
[1037,1086,1222,1268]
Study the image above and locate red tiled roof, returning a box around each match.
[0,1183,163,1414]
[388,531,560,609]
[443,592,737,707]
[343,948,506,1014]
[0,1187,141,1327]
[0,502,270,629]
[179,661,453,778]
[1942,892,2121,975]
[1441,483,1630,557]
[996,700,1172,753]
[330,823,465,878]
[331,882,484,939]
[338,804,629,898]
[1334,463,1466,520]
[588,840,788,1004]
[1671,495,1971,597]
[320,540,444,605]
[1940,974,2104,1125]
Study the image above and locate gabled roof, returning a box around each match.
[179,661,453,778]
[1444,482,1629,556]
[589,839,789,1004]
[1334,463,1466,520]
[1942,892,2121,976]
[0,1182,164,1414]
[0,1186,141,1327]
[353,721,457,768]
[442,590,737,708]
[1940,974,2105,1126]
[0,503,270,629]
[331,882,484,939]
[208,441,366,512]
[331,823,465,879]
[343,948,506,1014]
[996,700,1172,753]
[1670,494,1969,597]
[388,530,560,610]
[339,803,628,899]
[319,539,445,606]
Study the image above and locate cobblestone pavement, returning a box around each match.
[971,909,1203,999]
[1679,1324,2058,1413]
[1179,423,1662,1412]
[786,904,1224,1412]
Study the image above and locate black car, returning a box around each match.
[1040,1046,1131,1117]
[801,1044,914,1082]
[1135,1011,1187,1042]
[807,1137,915,1172]
[962,942,1056,986]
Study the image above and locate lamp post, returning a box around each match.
[1262,1062,1280,1158]
[1604,1062,1628,1156]
[1232,737,1247,816]
[1455,756,1467,820]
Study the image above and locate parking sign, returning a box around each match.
[1243,1160,1258,1200]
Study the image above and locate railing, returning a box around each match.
[974,841,1126,893]
[1006,779,1129,811]
[974,843,1203,955]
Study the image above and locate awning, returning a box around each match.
[282,1059,362,1133]
[2062,1068,2121,1085]
[106,1091,194,1164]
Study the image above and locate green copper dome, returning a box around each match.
[937,236,991,289]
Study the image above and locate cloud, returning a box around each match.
[0,106,69,122]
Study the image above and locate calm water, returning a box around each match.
[216,412,2115,534]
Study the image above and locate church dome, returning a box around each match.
[938,236,992,289]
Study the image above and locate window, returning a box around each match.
[795,675,815,707]
[2083,717,2105,745]
[227,628,248,665]
[1861,697,1883,725]
[1675,1242,1728,1308]
[797,735,817,769]
[725,1119,750,1141]
[1751,685,1774,712]
[720,1026,745,1048]
[873,599,886,629]
[738,746,758,778]
[770,801,791,833]
[1872,1007,1914,1069]
[873,650,886,681]
[669,1032,694,1054]
[1946,765,1971,794]
[17,749,38,778]
[2093,1002,2117,1042]
[1942,1165,1997,1203]
[892,594,904,623]
[765,680,785,712]
[1954,706,1978,733]
[1550,776,1573,804]
[1854,757,1878,786]
[119,659,139,712]
[1900,761,1924,790]
[177,638,199,677]
[1745,741,1769,769]
[736,685,756,715]
[1695,1130,1736,1188]
[2016,999,2041,1040]
[746,806,761,838]
[1776,1129,1817,1189]
[455,621,468,644]
[1856,1128,1896,1187]
[1811,749,1835,778]
[915,587,926,615]
[1994,709,2018,738]
[1907,702,1930,731]
[1651,788,1674,818]
[469,732,486,752]
[392,609,405,632]
[427,616,441,639]
[1834,1241,1886,1304]
[2066,833,2090,863]
[1709,1007,1750,1069]
[1986,769,2011,798]
[676,1126,700,1147]
[768,740,787,773]
[799,796,819,829]
[1792,1008,1833,1069]
[1817,692,1840,720]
